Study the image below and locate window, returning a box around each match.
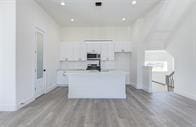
[145,61,168,72]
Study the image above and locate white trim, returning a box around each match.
[15,85,56,111]
[129,81,143,89]
[129,82,141,89]
[46,85,57,93]
[16,97,35,110]
[33,26,47,98]
[126,83,131,86]
[174,90,196,101]
[57,84,68,87]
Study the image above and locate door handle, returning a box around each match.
[43,69,46,72]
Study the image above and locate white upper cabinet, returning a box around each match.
[59,43,73,61]
[59,42,87,61]
[74,42,87,61]
[101,42,115,61]
[115,42,132,52]
[86,43,101,53]
[59,41,132,62]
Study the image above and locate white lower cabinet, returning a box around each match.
[56,71,68,86]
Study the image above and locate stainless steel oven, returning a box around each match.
[87,53,101,60]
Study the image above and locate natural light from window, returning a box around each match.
[145,61,168,72]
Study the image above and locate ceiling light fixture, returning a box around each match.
[60,0,65,6]
[61,2,65,6]
[132,0,137,5]
[122,18,126,21]
[70,18,75,22]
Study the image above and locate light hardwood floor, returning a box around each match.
[1,86,196,127]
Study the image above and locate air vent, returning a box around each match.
[95,2,102,7]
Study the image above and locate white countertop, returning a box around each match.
[64,70,128,75]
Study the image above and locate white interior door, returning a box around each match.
[34,29,45,98]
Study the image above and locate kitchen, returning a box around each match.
[57,40,132,98]
[3,0,196,126]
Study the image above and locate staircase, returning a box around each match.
[152,71,175,92]
[166,71,175,92]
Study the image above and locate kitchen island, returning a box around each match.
[65,71,126,99]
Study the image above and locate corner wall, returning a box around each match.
[0,0,16,111]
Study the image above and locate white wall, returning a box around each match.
[0,0,16,111]
[131,0,196,100]
[129,19,147,89]
[142,66,152,93]
[166,2,196,100]
[145,50,174,83]
[16,0,60,108]
[61,27,132,42]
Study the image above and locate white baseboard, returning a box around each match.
[16,85,57,111]
[56,84,68,87]
[0,85,58,112]
[174,90,196,101]
[129,82,142,89]
[16,97,35,110]
[46,85,57,93]
[129,82,136,87]
[0,105,17,111]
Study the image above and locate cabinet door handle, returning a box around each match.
[121,49,125,52]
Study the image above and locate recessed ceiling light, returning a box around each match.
[60,2,65,6]
[61,1,65,6]
[132,0,137,5]
[70,18,75,22]
[122,18,126,21]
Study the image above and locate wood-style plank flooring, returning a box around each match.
[1,86,196,127]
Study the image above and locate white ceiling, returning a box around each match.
[35,0,161,27]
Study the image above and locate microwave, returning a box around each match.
[87,53,101,60]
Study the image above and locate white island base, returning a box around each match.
[66,71,126,99]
